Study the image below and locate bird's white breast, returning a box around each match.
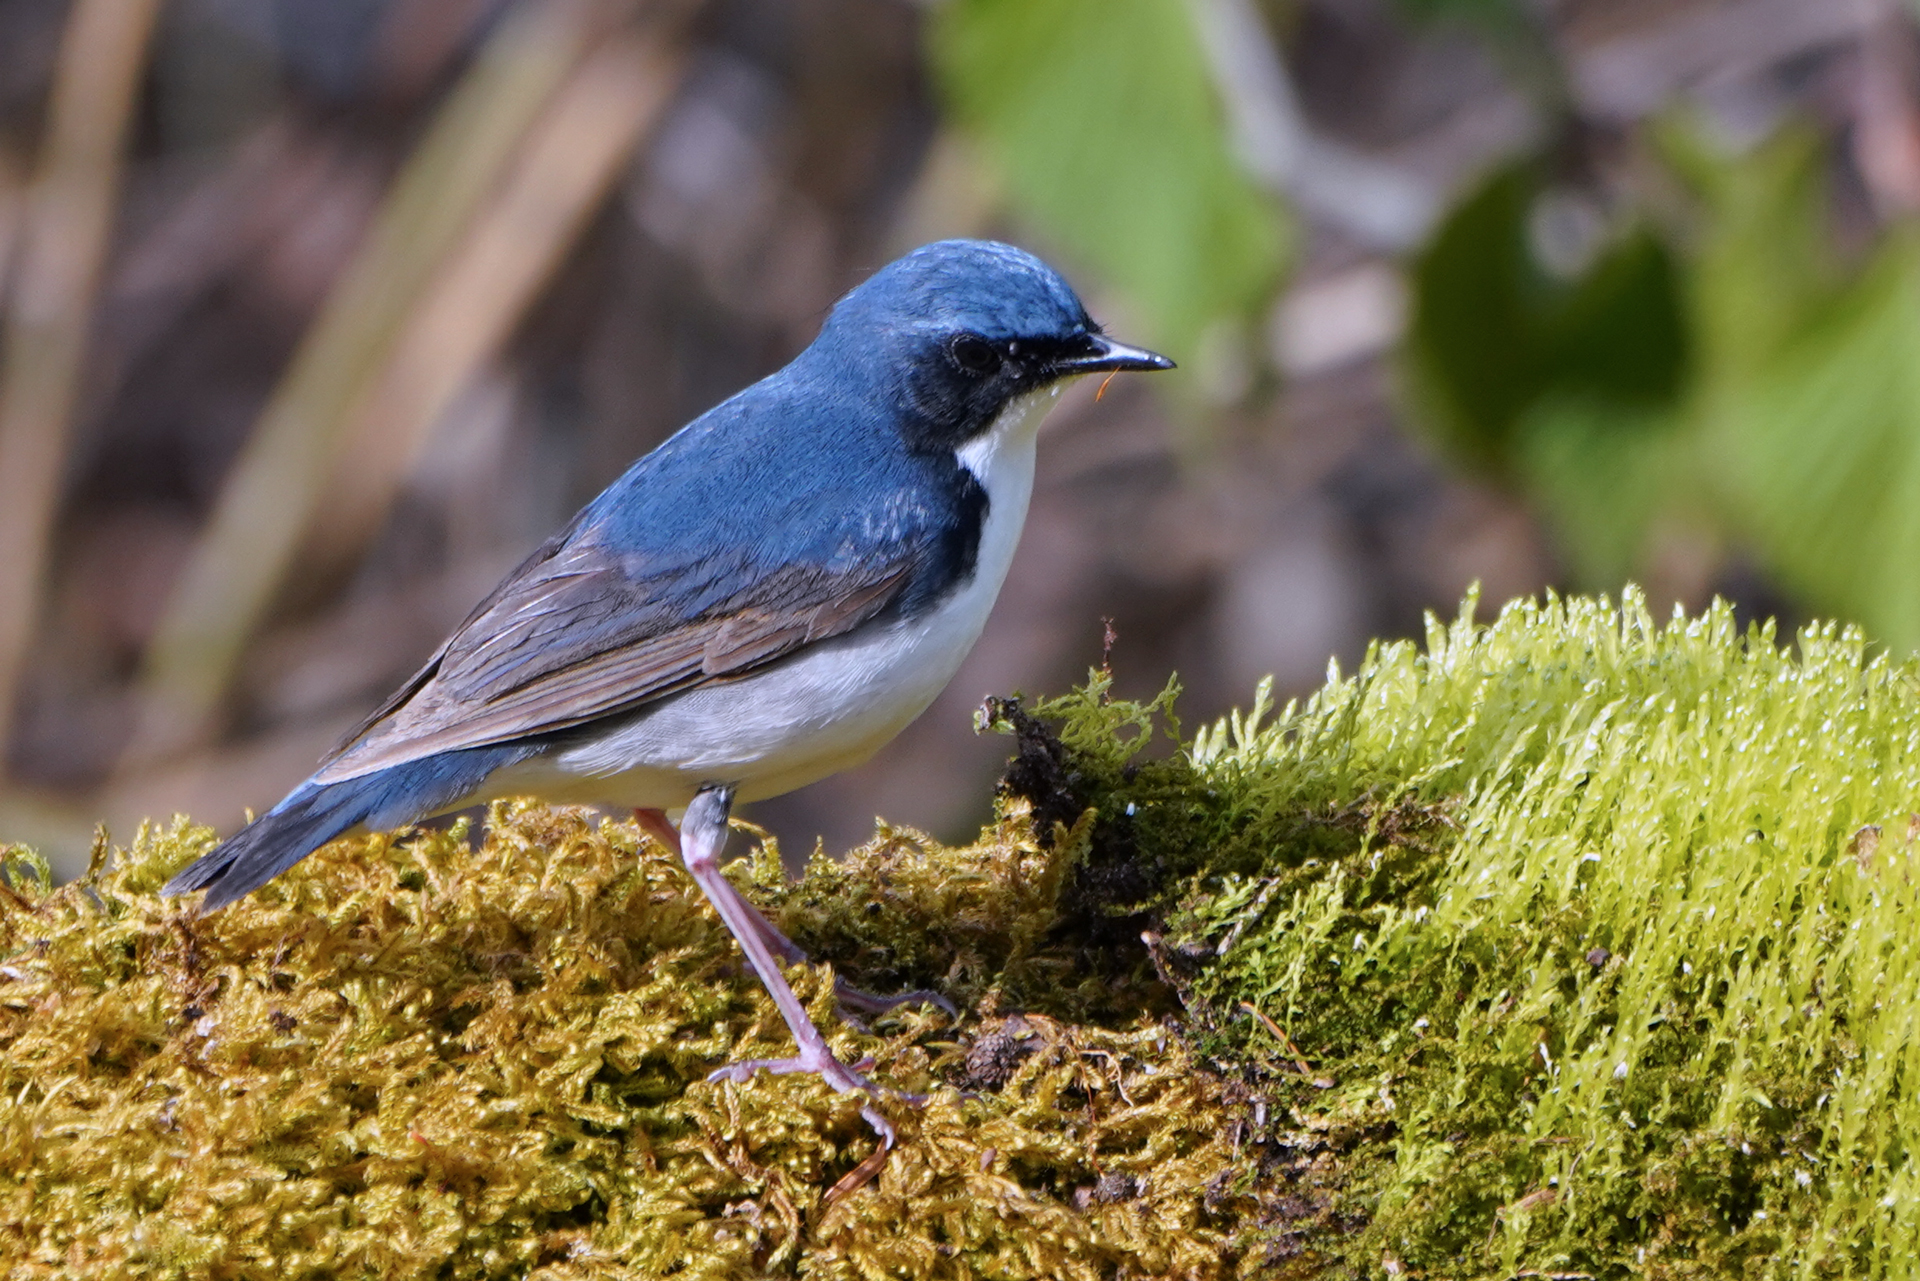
[484,381,1070,811]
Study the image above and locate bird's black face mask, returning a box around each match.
[898,326,1167,454]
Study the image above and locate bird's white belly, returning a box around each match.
[481,383,1064,811]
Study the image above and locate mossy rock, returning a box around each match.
[4,588,1920,1277]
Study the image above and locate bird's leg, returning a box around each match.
[673,787,898,1146]
[635,806,804,963]
[634,806,955,1019]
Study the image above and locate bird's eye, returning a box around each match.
[949,334,1001,375]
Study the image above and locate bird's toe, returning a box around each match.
[832,977,958,1019]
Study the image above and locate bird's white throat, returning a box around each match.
[953,380,1067,599]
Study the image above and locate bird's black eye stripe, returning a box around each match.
[949,333,1001,375]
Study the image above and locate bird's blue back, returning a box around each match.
[571,239,1092,623]
[577,364,986,621]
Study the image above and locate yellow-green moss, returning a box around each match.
[13,587,1920,1278]
[1147,589,1920,1277]
[0,801,1265,1279]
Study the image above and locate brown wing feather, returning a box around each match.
[312,544,911,785]
[321,523,584,758]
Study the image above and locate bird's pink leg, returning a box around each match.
[668,788,898,1145]
[633,806,954,1018]
[634,806,805,963]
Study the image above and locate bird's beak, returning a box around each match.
[1050,334,1176,375]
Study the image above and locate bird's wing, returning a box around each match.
[310,533,913,785]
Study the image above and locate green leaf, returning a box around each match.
[929,0,1288,363]
[1555,229,1691,405]
[1451,120,1920,651]
[1709,231,1920,651]
[1658,120,1920,650]
[1404,164,1542,472]
[1518,397,1692,588]
[1405,160,1689,480]
[1661,119,1836,386]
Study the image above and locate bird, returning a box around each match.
[163,238,1173,1142]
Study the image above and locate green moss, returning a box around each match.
[7,588,1920,1276]
[1136,588,1920,1276]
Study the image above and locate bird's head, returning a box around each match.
[808,239,1173,452]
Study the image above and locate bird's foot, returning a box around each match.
[709,1049,907,1146]
[639,806,961,1024]
[671,791,933,1150]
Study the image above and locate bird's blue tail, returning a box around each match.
[162,744,532,913]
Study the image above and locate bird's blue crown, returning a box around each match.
[817,239,1094,350]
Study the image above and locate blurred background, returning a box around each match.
[0,0,1910,879]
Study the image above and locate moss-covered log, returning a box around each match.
[4,589,1919,1277]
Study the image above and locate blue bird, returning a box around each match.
[164,238,1172,1142]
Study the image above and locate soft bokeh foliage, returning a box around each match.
[930,0,1289,365]
[1408,116,1920,653]
[1407,160,1690,481]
